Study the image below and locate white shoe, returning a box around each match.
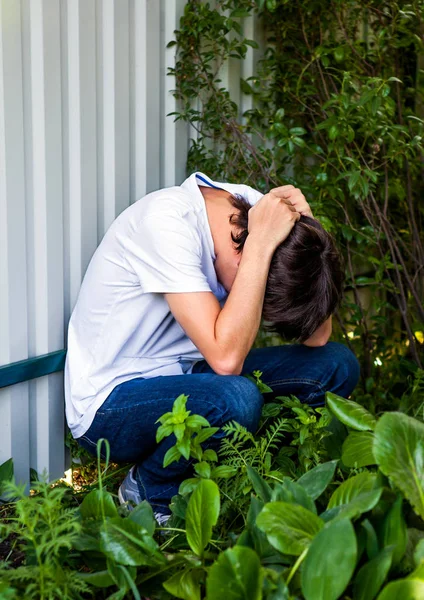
[118,466,171,526]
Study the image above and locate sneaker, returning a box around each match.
[155,512,171,527]
[118,466,171,527]
[118,466,141,507]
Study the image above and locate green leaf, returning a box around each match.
[175,423,186,441]
[186,414,210,429]
[414,539,424,565]
[381,497,407,566]
[230,9,252,18]
[77,569,115,588]
[0,458,13,485]
[328,473,379,509]
[324,473,383,521]
[329,125,339,140]
[289,126,307,136]
[301,518,357,600]
[0,458,14,497]
[376,579,424,599]
[211,465,238,479]
[271,479,316,514]
[170,493,189,519]
[326,392,377,431]
[194,461,211,479]
[362,519,380,560]
[173,393,189,414]
[206,546,262,600]
[99,518,164,567]
[242,495,276,559]
[179,477,200,495]
[202,449,218,462]
[177,436,191,460]
[342,431,376,467]
[80,489,118,520]
[156,424,174,443]
[186,479,220,556]
[316,172,328,186]
[246,465,272,502]
[194,427,219,445]
[256,502,323,556]
[128,500,156,536]
[373,412,424,520]
[164,568,202,600]
[297,460,338,500]
[163,445,182,468]
[353,547,393,600]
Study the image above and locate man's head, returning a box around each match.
[229,194,344,342]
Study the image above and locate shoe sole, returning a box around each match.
[118,485,126,505]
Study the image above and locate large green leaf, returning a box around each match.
[376,579,424,599]
[323,472,382,522]
[241,495,276,559]
[99,518,164,566]
[77,569,115,588]
[185,479,220,556]
[271,479,316,514]
[326,392,377,431]
[342,431,376,468]
[297,460,338,500]
[128,500,156,536]
[206,546,262,600]
[301,518,357,600]
[256,502,323,556]
[381,496,407,566]
[164,568,202,600]
[353,547,393,600]
[246,465,272,502]
[328,472,378,508]
[0,458,13,487]
[373,412,424,520]
[80,489,118,520]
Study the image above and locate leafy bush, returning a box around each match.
[169,0,424,409]
[2,389,424,599]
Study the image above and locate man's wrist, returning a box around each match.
[243,233,277,260]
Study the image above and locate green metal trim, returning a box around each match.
[0,350,66,389]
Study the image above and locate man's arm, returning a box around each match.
[302,316,332,347]
[165,188,301,376]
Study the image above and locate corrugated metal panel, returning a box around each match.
[0,0,262,484]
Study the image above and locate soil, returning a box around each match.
[0,505,25,568]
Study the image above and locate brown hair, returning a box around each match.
[229,194,344,342]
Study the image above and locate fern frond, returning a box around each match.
[221,421,256,445]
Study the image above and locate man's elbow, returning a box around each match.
[212,355,243,376]
[303,337,329,348]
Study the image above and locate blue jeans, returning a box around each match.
[77,342,359,514]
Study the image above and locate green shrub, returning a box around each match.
[2,389,424,599]
[169,0,424,409]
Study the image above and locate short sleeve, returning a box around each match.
[122,213,212,294]
[242,185,263,206]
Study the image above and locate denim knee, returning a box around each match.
[220,376,264,432]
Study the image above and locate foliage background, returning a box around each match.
[169,0,424,413]
[2,2,424,599]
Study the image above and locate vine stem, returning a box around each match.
[286,548,308,586]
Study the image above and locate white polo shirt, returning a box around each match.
[64,172,263,438]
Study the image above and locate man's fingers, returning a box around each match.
[270,185,295,196]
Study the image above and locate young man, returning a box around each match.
[65,172,359,523]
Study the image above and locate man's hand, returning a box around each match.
[248,186,301,251]
[270,184,313,218]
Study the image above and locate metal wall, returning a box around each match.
[0,0,261,485]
